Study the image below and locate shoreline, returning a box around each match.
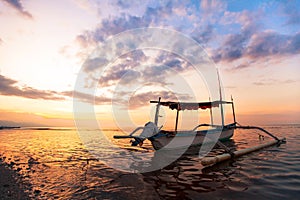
[0,158,30,200]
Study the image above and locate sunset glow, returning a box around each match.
[0,0,299,128]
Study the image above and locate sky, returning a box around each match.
[0,0,299,129]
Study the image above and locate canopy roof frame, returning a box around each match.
[150,99,236,132]
[150,100,233,111]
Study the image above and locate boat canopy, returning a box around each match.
[150,100,233,111]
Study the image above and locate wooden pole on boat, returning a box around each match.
[154,97,161,126]
[209,97,214,125]
[217,69,224,126]
[175,109,179,132]
[201,138,285,166]
[231,95,236,124]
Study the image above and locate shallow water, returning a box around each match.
[0,125,299,199]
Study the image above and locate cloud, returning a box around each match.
[247,31,300,58]
[225,60,257,72]
[0,74,63,100]
[191,25,214,44]
[0,73,192,110]
[68,88,193,110]
[77,13,150,46]
[253,78,299,86]
[0,38,3,45]
[67,88,192,110]
[62,90,111,105]
[2,0,33,19]
[0,74,114,106]
[75,34,91,48]
[74,1,300,80]
[213,7,300,68]
[213,33,246,62]
[76,0,220,48]
[76,2,203,89]
[99,67,141,87]
[280,0,300,25]
[96,50,192,89]
[128,90,191,109]
[213,10,261,63]
[145,56,191,84]
[200,0,226,23]
[213,29,300,67]
[96,50,147,87]
[228,63,249,71]
[200,0,226,12]
[82,57,108,72]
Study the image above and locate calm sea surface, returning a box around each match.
[0,124,299,199]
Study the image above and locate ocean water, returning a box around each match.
[0,125,299,199]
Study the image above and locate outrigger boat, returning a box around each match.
[114,96,286,166]
[114,67,286,166]
[152,98,235,150]
[114,97,237,150]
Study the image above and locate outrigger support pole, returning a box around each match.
[235,125,281,142]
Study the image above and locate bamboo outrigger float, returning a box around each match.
[201,137,286,166]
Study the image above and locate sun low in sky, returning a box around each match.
[0,0,299,128]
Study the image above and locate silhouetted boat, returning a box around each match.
[114,97,237,150]
[114,72,285,166]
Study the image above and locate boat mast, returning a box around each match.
[231,95,236,124]
[209,97,214,125]
[217,69,225,126]
[154,97,161,126]
[175,109,179,132]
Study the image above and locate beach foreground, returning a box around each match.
[0,160,29,200]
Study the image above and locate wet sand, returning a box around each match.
[0,159,29,200]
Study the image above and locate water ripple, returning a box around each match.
[0,125,299,199]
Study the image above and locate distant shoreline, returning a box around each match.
[0,126,20,130]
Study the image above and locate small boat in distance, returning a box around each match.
[114,97,237,150]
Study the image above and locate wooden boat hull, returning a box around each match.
[149,126,234,150]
